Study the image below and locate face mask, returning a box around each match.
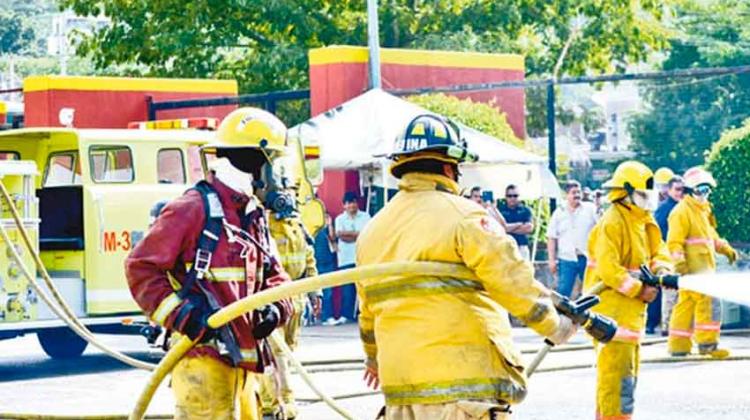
[208,157,254,196]
[632,189,658,211]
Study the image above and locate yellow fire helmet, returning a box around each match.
[208,107,287,162]
[603,160,655,192]
[683,166,716,189]
[603,160,657,208]
[654,167,675,185]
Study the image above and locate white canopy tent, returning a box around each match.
[289,88,560,200]
[290,88,562,263]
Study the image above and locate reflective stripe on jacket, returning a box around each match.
[355,172,561,406]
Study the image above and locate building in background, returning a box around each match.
[47,11,109,75]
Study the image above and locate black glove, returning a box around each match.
[171,294,216,342]
[252,304,281,340]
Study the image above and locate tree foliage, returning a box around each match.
[407,93,523,147]
[629,0,750,172]
[706,118,750,242]
[58,0,670,96]
[0,11,36,55]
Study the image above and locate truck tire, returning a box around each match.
[37,327,89,359]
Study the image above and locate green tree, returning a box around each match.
[706,118,750,242]
[407,93,522,147]
[629,0,750,172]
[59,0,670,93]
[0,11,36,55]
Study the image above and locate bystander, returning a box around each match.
[316,212,338,325]
[499,184,533,259]
[651,176,684,335]
[328,191,370,325]
[547,180,599,298]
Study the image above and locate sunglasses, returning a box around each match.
[506,194,519,198]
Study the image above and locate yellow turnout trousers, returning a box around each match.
[596,341,640,420]
[383,400,511,420]
[668,290,722,354]
[172,355,261,420]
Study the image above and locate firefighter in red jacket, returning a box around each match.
[125,107,294,420]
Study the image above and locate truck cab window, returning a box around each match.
[90,146,134,183]
[157,148,186,184]
[44,152,82,187]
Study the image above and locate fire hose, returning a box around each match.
[0,181,359,418]
[0,182,157,370]
[525,282,614,376]
[0,179,611,419]
[2,179,749,419]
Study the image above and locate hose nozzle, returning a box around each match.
[551,292,618,343]
[639,265,680,289]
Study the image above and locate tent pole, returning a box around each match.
[530,201,544,264]
[381,163,389,205]
[366,172,373,214]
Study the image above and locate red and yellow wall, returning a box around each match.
[309,45,526,215]
[23,76,237,128]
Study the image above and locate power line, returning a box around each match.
[389,65,750,96]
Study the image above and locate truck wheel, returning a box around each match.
[37,327,89,359]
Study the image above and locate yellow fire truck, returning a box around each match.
[0,124,323,358]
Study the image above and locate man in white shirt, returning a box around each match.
[330,191,371,324]
[547,180,599,297]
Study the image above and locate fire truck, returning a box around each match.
[0,76,324,358]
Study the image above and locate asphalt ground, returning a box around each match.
[0,324,749,419]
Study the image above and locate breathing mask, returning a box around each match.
[208,157,254,197]
[631,189,659,211]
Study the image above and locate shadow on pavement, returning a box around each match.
[0,351,162,382]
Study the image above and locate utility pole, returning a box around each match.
[548,15,586,213]
[366,0,382,89]
[366,0,387,206]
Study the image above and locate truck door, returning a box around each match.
[82,145,188,315]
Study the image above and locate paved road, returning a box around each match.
[1,325,749,419]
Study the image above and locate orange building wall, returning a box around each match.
[309,46,526,216]
[23,76,238,129]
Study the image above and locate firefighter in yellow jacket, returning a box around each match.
[356,115,578,420]
[583,161,676,420]
[261,185,319,419]
[667,167,737,358]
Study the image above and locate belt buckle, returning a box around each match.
[194,249,212,277]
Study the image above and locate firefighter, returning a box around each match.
[584,160,676,420]
[667,167,737,358]
[356,114,577,420]
[125,107,294,420]
[261,180,319,419]
[654,167,674,203]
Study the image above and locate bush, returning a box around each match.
[406,93,523,147]
[705,118,750,243]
